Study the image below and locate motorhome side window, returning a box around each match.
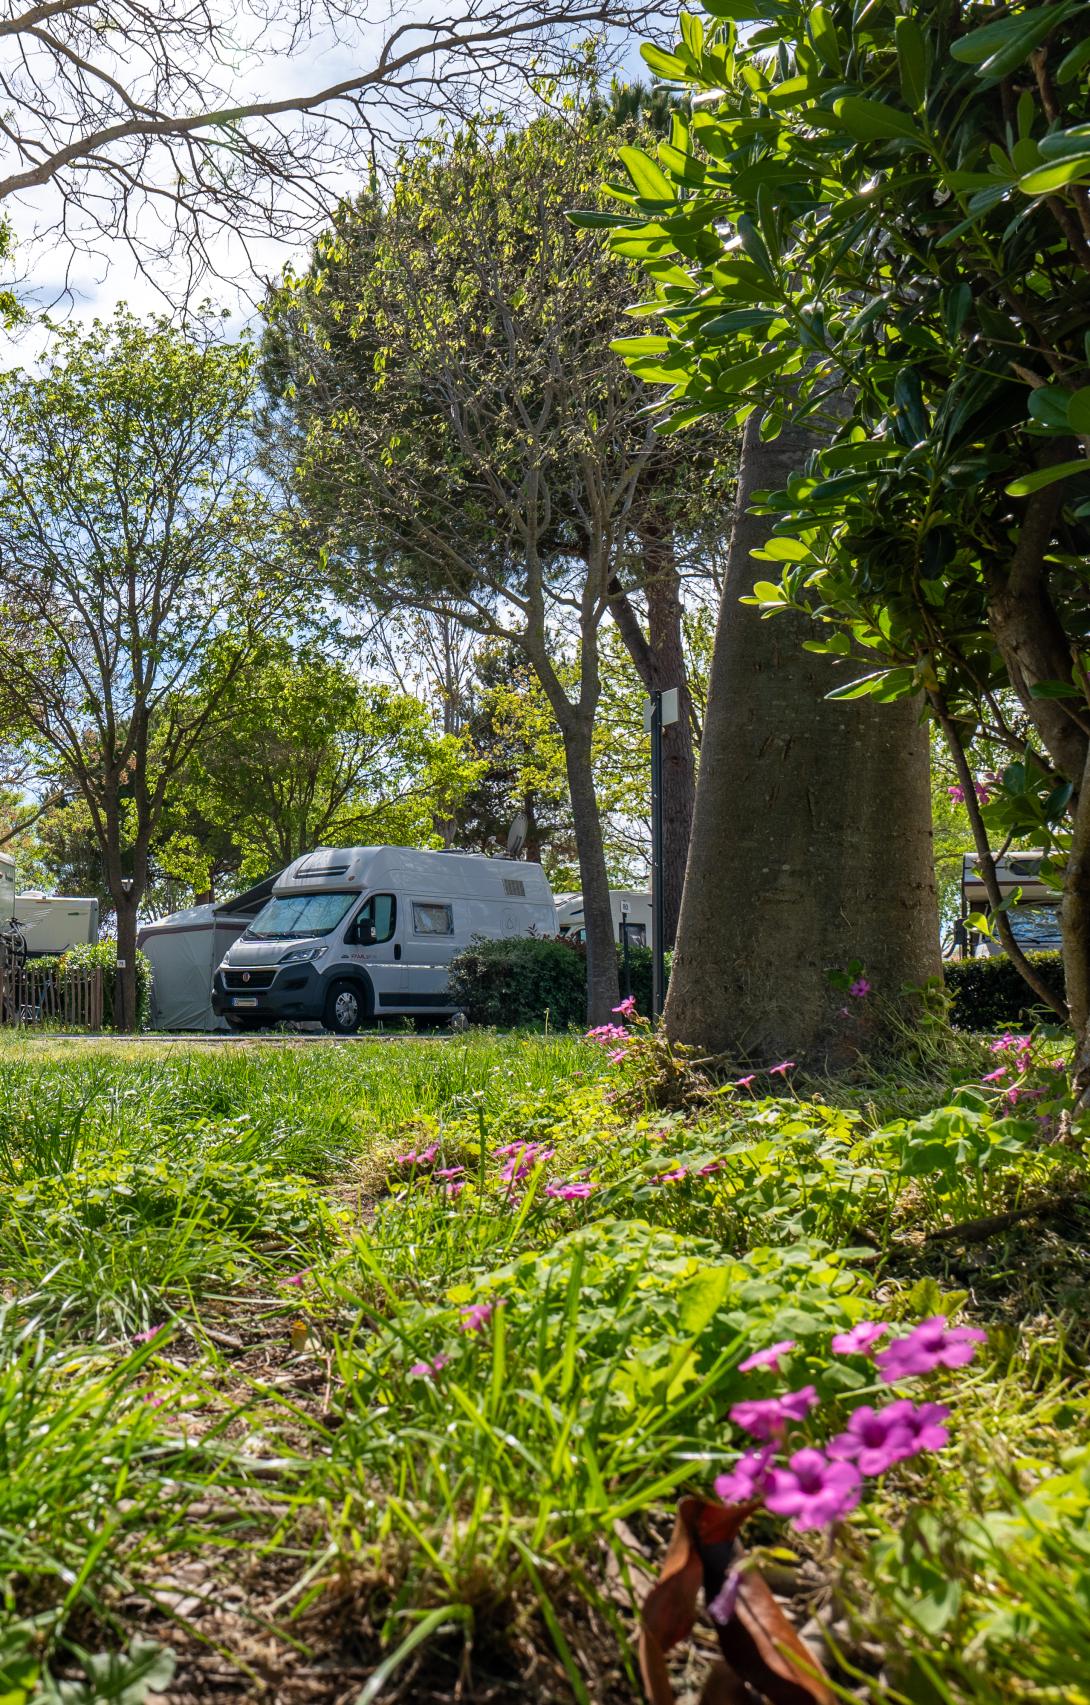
[349,895,396,945]
[411,901,453,936]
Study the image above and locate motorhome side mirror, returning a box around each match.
[358,922,377,946]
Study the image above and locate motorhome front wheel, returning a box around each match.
[324,979,365,1035]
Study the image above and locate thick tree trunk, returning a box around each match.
[562,721,621,1025]
[665,412,940,1063]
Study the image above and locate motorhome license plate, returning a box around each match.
[232,996,258,1008]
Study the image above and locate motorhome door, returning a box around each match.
[343,892,406,1009]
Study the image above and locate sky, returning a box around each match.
[4,4,660,358]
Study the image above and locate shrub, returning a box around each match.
[448,935,587,1028]
[944,952,1066,1031]
[25,941,154,1031]
[447,935,668,1028]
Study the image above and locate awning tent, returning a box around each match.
[137,875,277,1031]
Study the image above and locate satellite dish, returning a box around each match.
[505,810,529,859]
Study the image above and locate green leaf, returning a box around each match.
[833,96,923,144]
[1068,387,1090,432]
[951,4,1080,79]
[1019,155,1090,195]
[809,3,843,75]
[1057,35,1090,82]
[749,579,788,603]
[1005,458,1088,495]
[1029,679,1085,700]
[1028,387,1074,431]
[679,10,705,60]
[640,43,692,80]
[618,146,675,203]
[895,14,927,109]
[942,282,972,340]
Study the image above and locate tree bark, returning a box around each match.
[608,515,696,947]
[562,719,621,1025]
[665,411,940,1063]
[114,889,139,1033]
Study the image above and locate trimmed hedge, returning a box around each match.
[448,935,660,1029]
[944,951,1066,1031]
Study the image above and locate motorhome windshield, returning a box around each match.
[245,893,356,940]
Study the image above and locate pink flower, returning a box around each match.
[714,1443,776,1504]
[981,1067,1007,1084]
[849,978,871,998]
[764,1449,862,1531]
[607,1048,629,1064]
[881,1399,951,1457]
[460,1301,502,1333]
[651,1167,687,1185]
[435,1165,464,1180]
[132,1325,165,1344]
[698,1159,726,1176]
[500,1143,554,1182]
[947,784,966,804]
[396,1143,438,1167]
[826,1404,917,1476]
[831,1320,890,1356]
[142,1392,168,1409]
[544,1179,596,1199]
[729,1386,818,1441]
[612,995,637,1017]
[991,1033,1030,1054]
[586,1022,629,1044]
[738,1339,796,1375]
[732,1074,757,1089]
[444,1180,466,1198]
[409,1353,451,1379]
[876,1316,986,1382]
[768,1061,796,1077]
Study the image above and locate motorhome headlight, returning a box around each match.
[279,944,329,965]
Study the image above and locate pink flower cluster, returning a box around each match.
[731,1061,796,1091]
[396,1142,439,1167]
[713,1314,985,1533]
[544,1179,596,1200]
[495,1140,555,1182]
[586,1022,629,1045]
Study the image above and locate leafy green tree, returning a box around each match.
[0,309,296,1027]
[604,0,1090,1065]
[164,643,478,888]
[264,102,730,1019]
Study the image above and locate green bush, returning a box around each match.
[447,935,667,1028]
[944,951,1066,1031]
[27,941,153,1031]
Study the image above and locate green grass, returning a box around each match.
[0,1029,1086,1702]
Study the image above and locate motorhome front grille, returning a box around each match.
[223,969,276,991]
[502,878,526,897]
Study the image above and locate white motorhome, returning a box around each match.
[959,850,1063,955]
[556,889,653,948]
[212,846,556,1032]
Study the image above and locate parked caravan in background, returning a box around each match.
[556,889,653,949]
[138,875,277,1031]
[958,851,1063,955]
[211,847,556,1032]
[0,854,99,970]
[14,893,99,955]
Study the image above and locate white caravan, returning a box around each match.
[13,892,99,954]
[556,888,653,948]
[0,853,99,957]
[212,846,556,1032]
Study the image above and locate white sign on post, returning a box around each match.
[643,688,681,732]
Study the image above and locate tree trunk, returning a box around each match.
[562,720,620,1025]
[608,518,697,947]
[642,520,696,949]
[665,411,940,1063]
[114,889,139,1033]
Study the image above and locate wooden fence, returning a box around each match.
[0,962,104,1029]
